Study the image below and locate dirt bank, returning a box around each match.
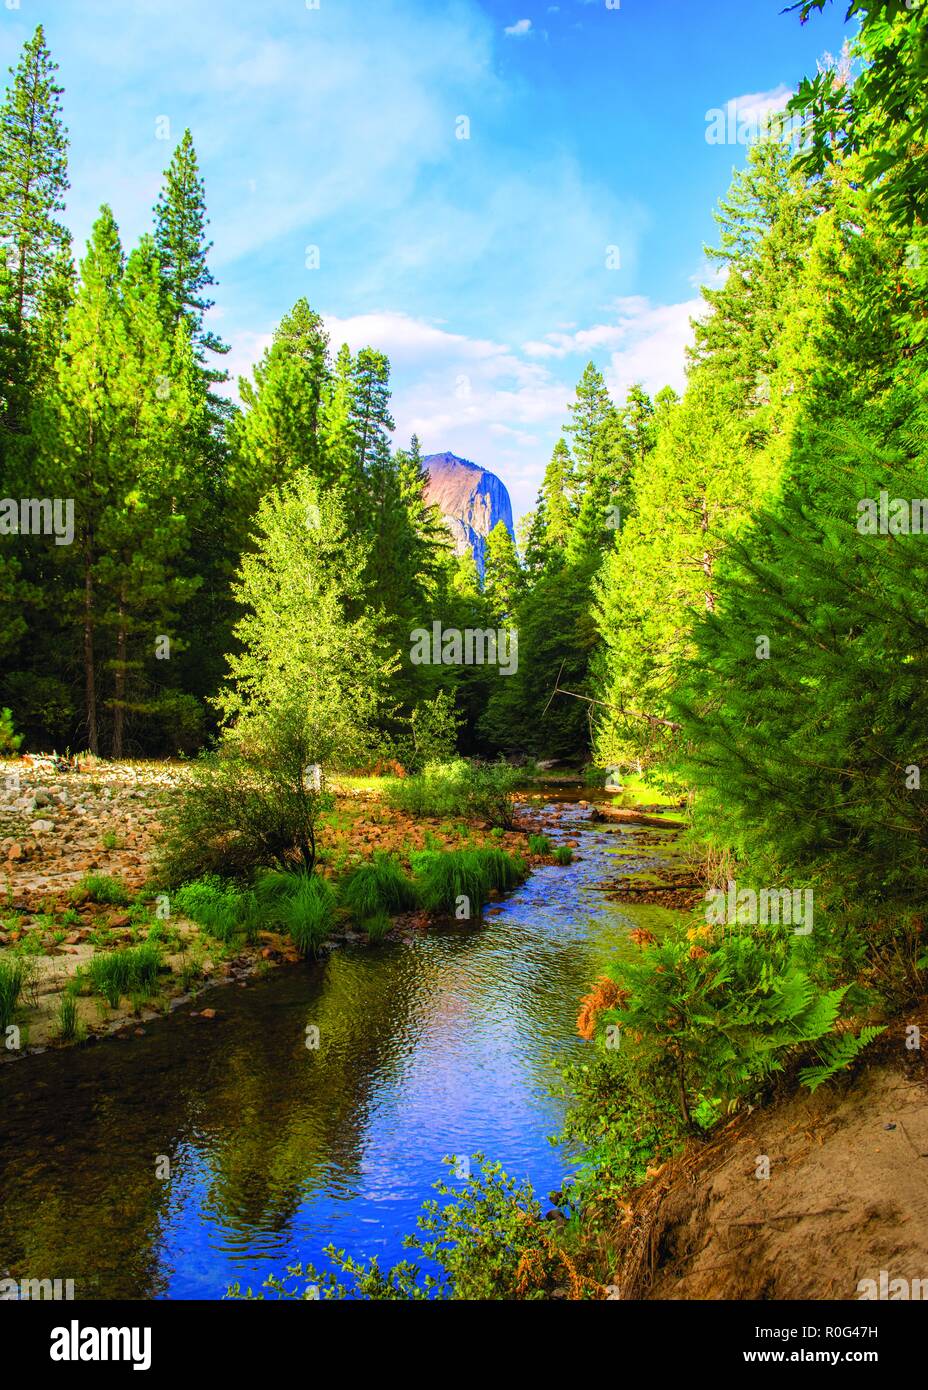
[606,1014,928,1300]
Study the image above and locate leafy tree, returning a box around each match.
[482,519,521,623]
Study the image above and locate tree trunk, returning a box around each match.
[83,553,98,756]
[111,588,127,759]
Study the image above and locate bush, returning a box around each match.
[228,1156,599,1301]
[386,759,519,828]
[155,704,334,886]
[0,706,23,755]
[339,853,419,920]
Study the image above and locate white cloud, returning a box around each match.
[727,84,793,124]
[504,19,533,37]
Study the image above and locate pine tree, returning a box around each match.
[0,26,70,341]
[153,130,228,376]
[233,297,331,500]
[482,520,521,623]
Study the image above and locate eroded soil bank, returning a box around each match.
[603,1014,928,1300]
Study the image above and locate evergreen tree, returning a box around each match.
[233,297,331,501]
[482,520,521,623]
[153,129,229,377]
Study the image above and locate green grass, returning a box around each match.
[385,759,518,828]
[275,873,336,957]
[527,833,553,855]
[101,830,120,851]
[173,876,259,944]
[86,941,162,1009]
[0,957,25,1031]
[363,911,392,944]
[553,845,574,866]
[413,847,527,917]
[56,991,81,1041]
[68,873,131,907]
[339,853,419,921]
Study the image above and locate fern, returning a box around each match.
[798,1026,885,1092]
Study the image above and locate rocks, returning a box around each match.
[30,819,55,833]
[7,842,25,861]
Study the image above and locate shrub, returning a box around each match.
[155,704,334,886]
[0,707,22,755]
[385,759,519,828]
[68,873,131,906]
[228,1157,600,1302]
[339,853,419,920]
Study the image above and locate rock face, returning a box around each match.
[422,452,515,579]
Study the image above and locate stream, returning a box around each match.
[0,790,678,1300]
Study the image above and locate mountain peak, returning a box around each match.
[422,452,515,579]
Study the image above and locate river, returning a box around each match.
[0,791,676,1299]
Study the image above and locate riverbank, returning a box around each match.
[0,756,571,1060]
[597,1008,928,1299]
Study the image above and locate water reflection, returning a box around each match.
[0,803,664,1299]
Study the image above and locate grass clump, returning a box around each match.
[56,990,83,1041]
[414,848,527,917]
[0,957,25,1030]
[173,876,259,944]
[69,873,131,907]
[527,833,552,855]
[269,872,335,957]
[339,853,419,920]
[363,912,392,945]
[553,845,573,865]
[87,941,162,1009]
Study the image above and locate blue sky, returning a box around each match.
[3,0,851,517]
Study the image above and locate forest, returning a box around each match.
[1,0,927,1314]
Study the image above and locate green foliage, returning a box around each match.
[0,956,25,1031]
[68,873,130,906]
[87,941,161,1009]
[414,847,526,916]
[385,759,518,828]
[155,705,335,885]
[273,872,336,958]
[363,911,392,945]
[798,1026,887,1093]
[527,833,552,855]
[0,707,22,753]
[173,875,258,943]
[339,853,419,920]
[228,1156,594,1301]
[56,990,80,1041]
[553,845,573,866]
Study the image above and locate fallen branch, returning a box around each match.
[542,662,682,731]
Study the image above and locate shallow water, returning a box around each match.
[0,797,672,1300]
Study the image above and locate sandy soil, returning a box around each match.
[606,1015,928,1300]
